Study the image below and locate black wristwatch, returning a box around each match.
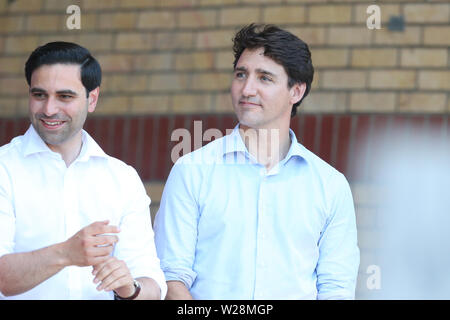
[114,279,141,300]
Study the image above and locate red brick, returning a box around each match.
[168,115,189,165]
[155,116,170,181]
[301,114,317,153]
[84,118,97,138]
[93,118,113,153]
[16,119,29,137]
[124,117,141,170]
[3,119,15,144]
[349,115,371,181]
[318,115,334,166]
[221,115,238,134]
[336,115,352,175]
[171,115,186,132]
[141,117,156,181]
[111,117,125,160]
[188,115,205,152]
[203,115,217,131]
[290,116,300,137]
[204,115,222,143]
[367,115,391,181]
[0,119,5,146]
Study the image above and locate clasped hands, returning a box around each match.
[63,220,136,298]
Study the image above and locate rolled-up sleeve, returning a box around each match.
[316,173,360,300]
[154,160,199,290]
[0,164,15,299]
[113,166,167,299]
[0,164,15,259]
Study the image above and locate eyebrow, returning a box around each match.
[30,87,46,94]
[56,89,78,96]
[30,87,78,96]
[234,66,247,72]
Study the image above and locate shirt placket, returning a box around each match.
[63,163,83,300]
[254,167,269,299]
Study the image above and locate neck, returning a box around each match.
[238,124,291,171]
[47,131,83,167]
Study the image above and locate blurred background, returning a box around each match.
[0,0,449,299]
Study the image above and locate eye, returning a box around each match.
[234,71,246,79]
[31,92,46,99]
[59,94,74,100]
[260,75,273,82]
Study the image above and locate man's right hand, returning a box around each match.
[0,220,120,297]
[62,220,120,267]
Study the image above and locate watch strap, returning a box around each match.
[114,279,141,300]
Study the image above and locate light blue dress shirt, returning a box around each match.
[154,125,359,300]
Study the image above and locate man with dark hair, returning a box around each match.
[0,42,166,300]
[232,23,314,117]
[154,24,359,300]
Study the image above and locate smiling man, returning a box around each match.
[0,42,166,300]
[154,24,360,300]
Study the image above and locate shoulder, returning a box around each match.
[296,144,354,220]
[101,154,142,182]
[0,135,24,165]
[165,135,228,190]
[299,143,343,181]
[0,136,26,192]
[296,142,351,202]
[97,155,149,205]
[82,130,142,182]
[175,134,228,167]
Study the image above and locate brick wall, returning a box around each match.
[1,0,449,299]
[1,0,449,117]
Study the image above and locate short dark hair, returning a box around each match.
[25,41,101,97]
[232,24,314,117]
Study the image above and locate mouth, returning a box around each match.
[239,100,261,108]
[40,119,66,130]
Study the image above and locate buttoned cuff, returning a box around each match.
[132,270,168,300]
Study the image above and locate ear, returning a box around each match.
[289,82,306,106]
[87,87,100,113]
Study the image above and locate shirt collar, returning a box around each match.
[22,124,108,161]
[78,129,108,161]
[222,124,309,164]
[22,125,51,156]
[284,128,310,164]
[222,124,249,156]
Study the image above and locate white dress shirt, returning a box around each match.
[0,125,167,300]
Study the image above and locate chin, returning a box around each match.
[238,119,264,130]
[236,111,262,127]
[41,134,67,146]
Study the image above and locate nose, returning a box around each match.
[242,77,257,97]
[42,96,59,117]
